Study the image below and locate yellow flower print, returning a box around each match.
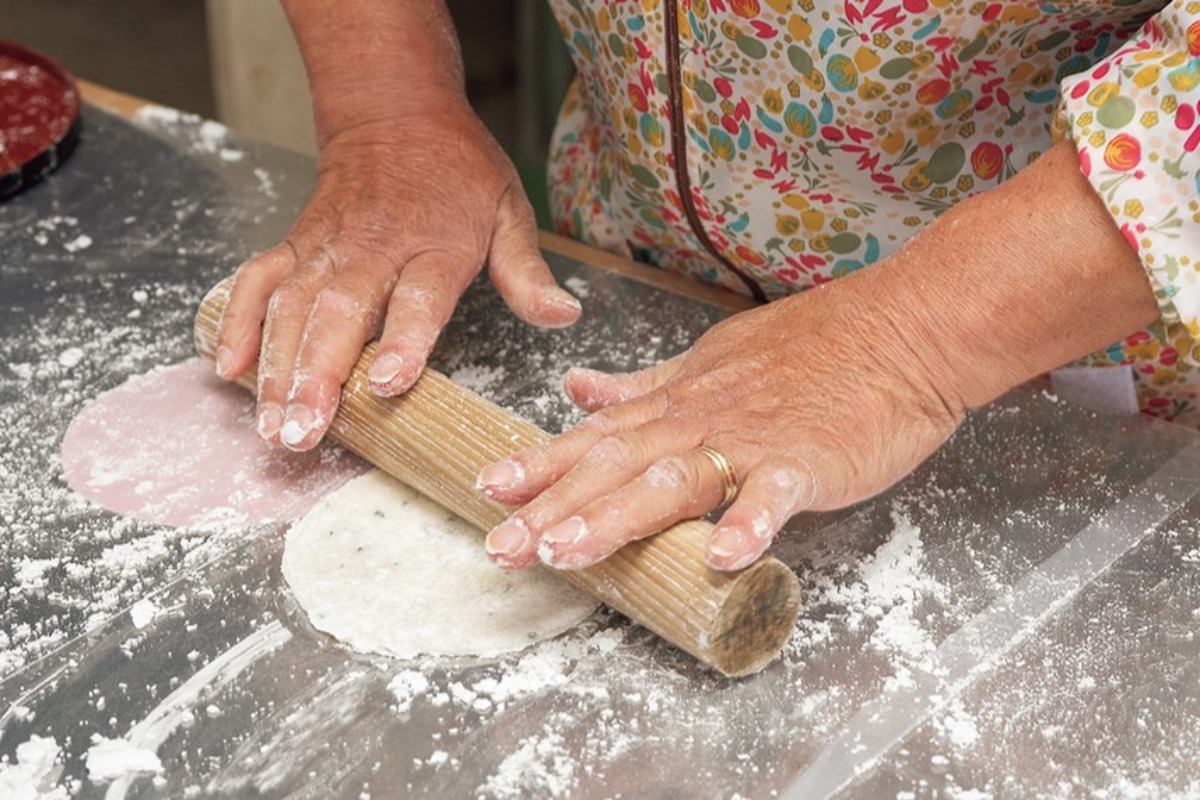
[787,15,811,42]
[1087,82,1121,108]
[782,194,810,210]
[1134,65,1162,88]
[776,214,801,236]
[902,163,932,192]
[763,88,784,114]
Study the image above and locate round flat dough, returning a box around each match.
[281,470,599,659]
[61,358,367,530]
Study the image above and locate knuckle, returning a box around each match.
[234,248,286,281]
[313,283,372,321]
[582,435,637,470]
[645,455,693,493]
[266,277,320,321]
[392,282,438,312]
[775,458,819,511]
[578,408,621,438]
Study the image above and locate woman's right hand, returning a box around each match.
[213,104,581,451]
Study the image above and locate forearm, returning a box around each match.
[280,0,468,144]
[864,141,1159,413]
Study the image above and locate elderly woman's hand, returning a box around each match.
[213,108,581,451]
[478,143,1159,573]
[477,268,962,572]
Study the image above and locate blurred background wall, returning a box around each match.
[0,0,571,223]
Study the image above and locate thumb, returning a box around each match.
[487,183,581,328]
[563,356,684,412]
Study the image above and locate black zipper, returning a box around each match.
[663,2,767,303]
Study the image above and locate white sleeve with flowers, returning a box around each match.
[1059,1,1200,366]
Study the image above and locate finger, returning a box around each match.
[563,357,684,413]
[535,450,728,571]
[215,245,297,380]
[484,415,702,569]
[368,250,478,397]
[256,247,335,444]
[706,459,819,572]
[476,388,675,505]
[278,260,396,451]
[487,184,581,328]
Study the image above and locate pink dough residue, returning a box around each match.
[61,357,368,529]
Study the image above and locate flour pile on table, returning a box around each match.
[0,735,69,800]
[282,470,599,659]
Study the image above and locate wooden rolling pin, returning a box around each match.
[195,276,801,676]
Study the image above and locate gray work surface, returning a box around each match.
[2,106,1199,799]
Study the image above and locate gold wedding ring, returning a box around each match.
[698,444,739,508]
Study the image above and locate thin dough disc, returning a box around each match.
[282,470,599,659]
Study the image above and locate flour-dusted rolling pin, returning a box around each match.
[195,276,800,676]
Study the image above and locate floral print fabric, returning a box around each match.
[545,0,1200,427]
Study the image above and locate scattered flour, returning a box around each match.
[135,105,246,163]
[57,347,84,369]
[129,597,159,629]
[478,729,578,797]
[63,234,93,253]
[448,363,507,395]
[388,670,431,714]
[563,276,590,299]
[0,736,68,800]
[793,507,947,679]
[85,735,163,783]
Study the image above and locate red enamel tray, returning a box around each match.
[0,40,81,200]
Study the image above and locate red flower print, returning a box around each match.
[730,0,760,18]
[970,142,1003,180]
[1174,103,1200,153]
[1120,223,1140,253]
[916,79,951,105]
[734,244,766,266]
[1103,133,1142,171]
[628,83,649,113]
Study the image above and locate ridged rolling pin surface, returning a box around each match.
[195,277,801,676]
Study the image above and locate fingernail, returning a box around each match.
[477,459,525,494]
[279,405,318,449]
[215,346,235,379]
[485,518,531,558]
[542,516,589,545]
[707,526,746,561]
[367,352,405,391]
[544,287,582,313]
[256,403,284,440]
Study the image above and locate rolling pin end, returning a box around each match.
[707,559,802,678]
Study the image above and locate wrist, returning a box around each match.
[868,142,1158,413]
[281,0,470,147]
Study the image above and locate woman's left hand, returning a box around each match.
[474,142,1163,573]
[476,273,964,572]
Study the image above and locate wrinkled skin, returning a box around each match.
[477,142,1157,574]
[477,273,962,572]
[219,0,1157,590]
[214,109,581,451]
